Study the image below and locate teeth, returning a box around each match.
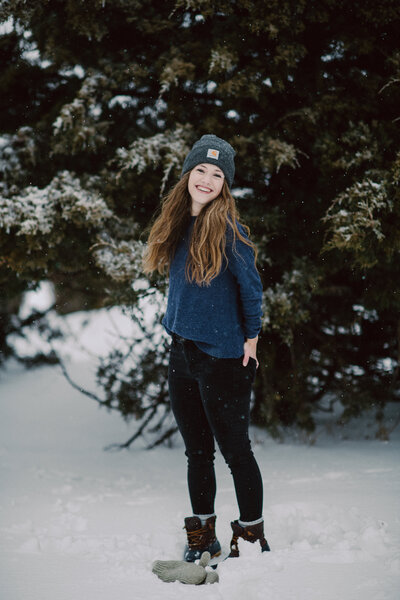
[197,186,211,192]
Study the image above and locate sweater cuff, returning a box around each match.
[244,327,261,340]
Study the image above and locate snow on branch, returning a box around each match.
[209,45,237,75]
[0,171,112,239]
[0,127,36,194]
[322,175,391,267]
[52,70,110,155]
[332,122,378,171]
[159,56,196,97]
[259,136,307,173]
[115,125,192,192]
[92,236,145,282]
[262,258,321,345]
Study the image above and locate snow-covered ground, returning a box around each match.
[1,307,400,599]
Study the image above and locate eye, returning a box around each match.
[214,173,222,178]
[196,167,205,173]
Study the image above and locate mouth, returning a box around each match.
[196,185,213,194]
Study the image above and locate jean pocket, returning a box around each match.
[245,356,257,381]
[170,337,183,355]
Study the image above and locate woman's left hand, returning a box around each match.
[243,336,259,369]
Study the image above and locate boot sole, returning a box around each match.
[208,549,229,569]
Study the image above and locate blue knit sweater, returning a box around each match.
[162,217,263,358]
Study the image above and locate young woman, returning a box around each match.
[143,134,270,561]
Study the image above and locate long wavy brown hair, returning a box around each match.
[142,172,257,286]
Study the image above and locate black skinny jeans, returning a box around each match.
[168,334,263,522]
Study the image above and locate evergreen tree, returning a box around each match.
[1,0,399,440]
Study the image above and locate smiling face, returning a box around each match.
[188,163,225,215]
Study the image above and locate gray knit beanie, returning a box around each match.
[181,134,236,188]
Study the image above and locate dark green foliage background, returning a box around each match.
[1,0,399,437]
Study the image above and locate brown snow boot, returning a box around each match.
[229,519,271,557]
[183,516,221,562]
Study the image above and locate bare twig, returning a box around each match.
[146,426,178,449]
[379,77,400,94]
[104,405,159,450]
[57,353,114,409]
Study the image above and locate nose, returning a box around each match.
[200,172,212,185]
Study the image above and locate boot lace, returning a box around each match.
[186,526,206,549]
[229,532,240,557]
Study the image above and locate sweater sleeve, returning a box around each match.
[225,224,263,339]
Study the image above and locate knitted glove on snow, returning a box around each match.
[152,551,219,585]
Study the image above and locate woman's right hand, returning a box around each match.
[242,337,259,368]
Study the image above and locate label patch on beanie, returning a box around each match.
[207,148,220,159]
